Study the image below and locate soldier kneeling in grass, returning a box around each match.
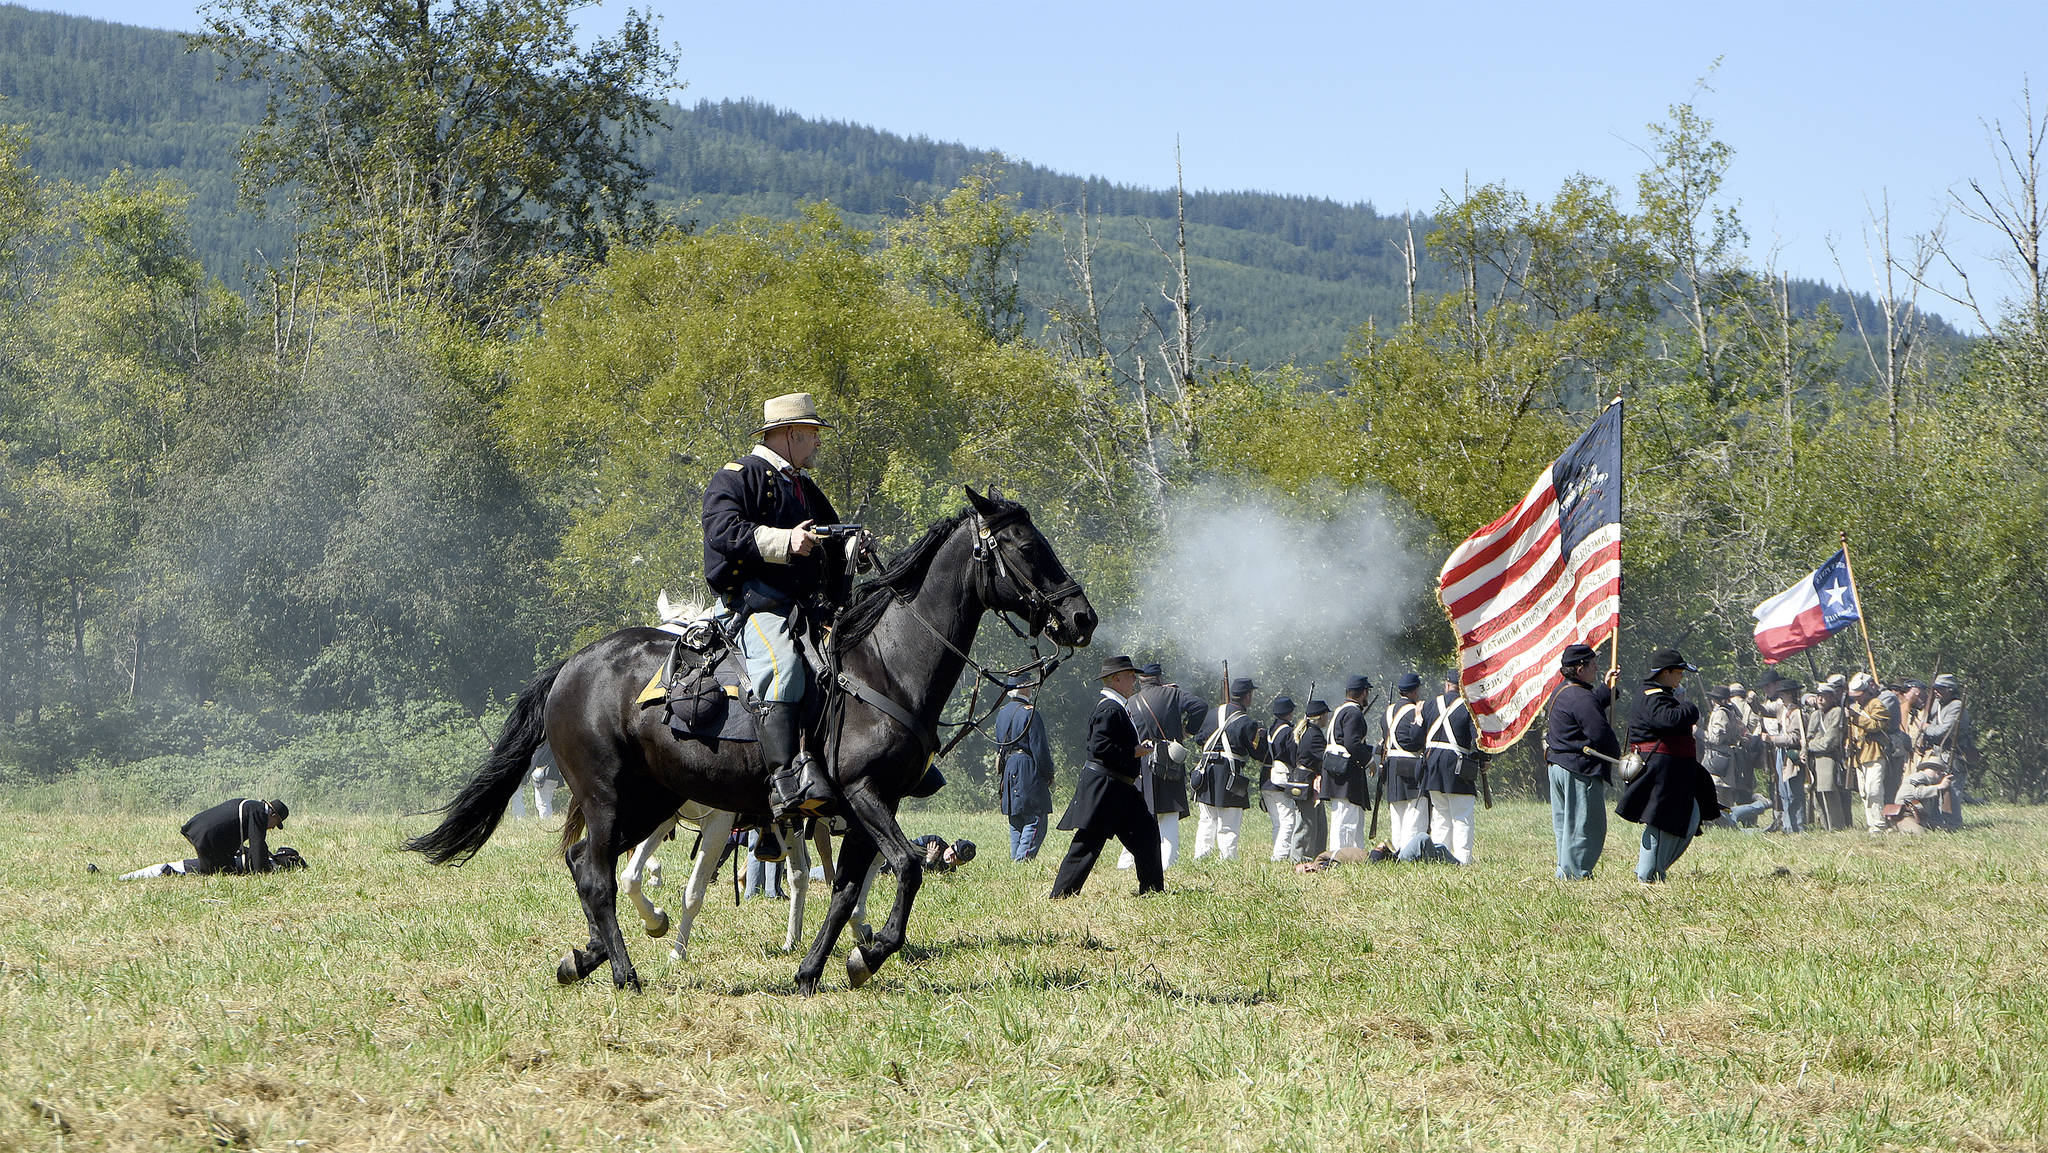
[119,798,304,879]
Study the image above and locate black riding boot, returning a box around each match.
[759,702,836,822]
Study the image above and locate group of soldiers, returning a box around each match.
[993,661,1493,876]
[1697,668,1974,834]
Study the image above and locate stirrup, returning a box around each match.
[771,754,837,822]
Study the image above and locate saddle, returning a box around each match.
[636,633,759,744]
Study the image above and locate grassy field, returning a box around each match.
[3,798,2044,1152]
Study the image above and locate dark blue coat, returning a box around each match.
[1191,703,1263,808]
[1421,692,1482,795]
[1058,692,1149,831]
[1381,698,1429,803]
[1545,679,1619,782]
[181,799,272,872]
[1327,700,1374,806]
[701,452,843,599]
[1616,682,1724,836]
[991,696,1053,817]
[1129,683,1208,817]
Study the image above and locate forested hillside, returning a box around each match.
[0,4,1935,372]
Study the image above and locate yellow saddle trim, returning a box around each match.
[635,668,666,707]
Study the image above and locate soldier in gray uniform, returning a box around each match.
[1806,681,1851,830]
[1758,676,1808,833]
[1701,685,1742,814]
[1119,663,1209,872]
[1914,674,1972,829]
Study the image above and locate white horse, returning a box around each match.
[621,807,851,959]
[618,592,860,960]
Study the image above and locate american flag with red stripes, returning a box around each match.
[1436,400,1622,752]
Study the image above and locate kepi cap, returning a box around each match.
[1229,677,1257,697]
[1344,674,1371,694]
[1395,672,1422,693]
[1270,696,1296,717]
[1646,648,1698,673]
[1559,642,1598,668]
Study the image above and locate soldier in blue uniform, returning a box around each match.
[1191,677,1264,860]
[1544,642,1621,878]
[701,392,860,823]
[1325,675,1374,851]
[1292,699,1331,860]
[1616,648,1725,882]
[1420,675,1484,864]
[1381,673,1430,853]
[991,677,1054,860]
[1263,696,1301,861]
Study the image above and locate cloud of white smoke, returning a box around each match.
[1124,481,1436,698]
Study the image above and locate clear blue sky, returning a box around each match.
[24,0,2048,321]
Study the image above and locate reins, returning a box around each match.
[825,506,1078,766]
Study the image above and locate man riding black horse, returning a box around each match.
[701,392,870,826]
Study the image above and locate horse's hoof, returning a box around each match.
[846,946,874,989]
[645,910,670,938]
[669,945,687,963]
[617,970,643,994]
[556,952,583,985]
[795,974,819,997]
[854,922,875,947]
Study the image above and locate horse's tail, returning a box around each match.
[405,660,564,865]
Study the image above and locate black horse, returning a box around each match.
[406,488,1096,993]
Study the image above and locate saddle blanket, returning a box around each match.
[637,644,758,745]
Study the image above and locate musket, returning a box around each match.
[1366,693,1389,842]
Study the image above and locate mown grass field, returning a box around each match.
[3,799,2044,1152]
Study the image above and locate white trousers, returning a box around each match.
[1857,761,1889,832]
[531,771,558,819]
[1118,814,1181,870]
[1389,796,1430,851]
[1427,791,1477,863]
[1268,795,1302,860]
[1193,804,1242,860]
[1328,799,1366,851]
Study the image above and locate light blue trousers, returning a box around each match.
[1637,801,1700,883]
[1548,763,1608,879]
[713,583,805,703]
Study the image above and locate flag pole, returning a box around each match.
[1838,529,1882,685]
[1608,395,1623,682]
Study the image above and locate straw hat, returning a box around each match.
[756,392,835,436]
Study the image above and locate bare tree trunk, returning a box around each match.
[1394,211,1419,326]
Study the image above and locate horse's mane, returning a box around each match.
[832,501,1020,653]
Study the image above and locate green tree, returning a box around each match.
[886,160,1044,344]
[190,0,680,326]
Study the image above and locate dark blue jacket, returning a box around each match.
[181,799,272,872]
[991,696,1053,817]
[1545,678,1619,782]
[701,453,843,598]
[1616,681,1724,836]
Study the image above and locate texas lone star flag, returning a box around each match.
[1751,551,1860,663]
[1437,400,1622,753]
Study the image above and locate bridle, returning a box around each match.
[969,504,1084,643]
[831,504,1084,761]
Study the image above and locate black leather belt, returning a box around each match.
[1083,761,1139,787]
